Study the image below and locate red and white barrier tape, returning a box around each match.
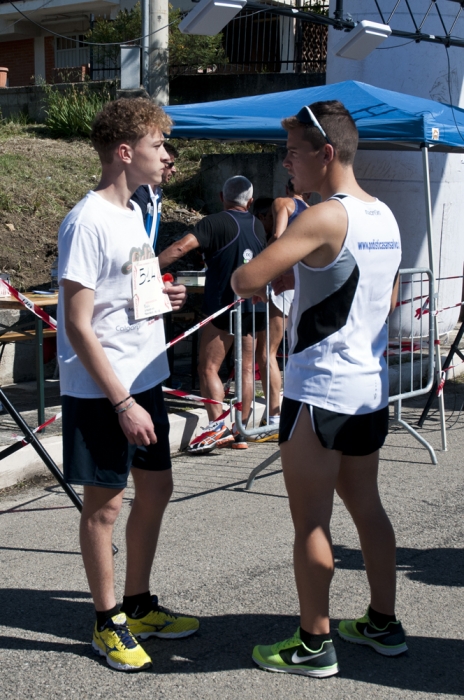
[396,293,428,309]
[0,280,57,330]
[10,411,62,446]
[414,297,430,319]
[162,387,244,446]
[435,359,464,397]
[435,275,464,281]
[385,341,424,357]
[162,387,225,406]
[165,299,243,349]
[415,299,464,319]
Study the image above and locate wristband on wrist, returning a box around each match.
[112,395,131,409]
[115,400,135,414]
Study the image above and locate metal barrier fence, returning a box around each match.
[232,268,436,489]
[387,268,436,464]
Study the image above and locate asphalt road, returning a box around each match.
[0,395,463,699]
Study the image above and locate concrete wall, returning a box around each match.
[170,72,325,104]
[200,151,321,214]
[201,151,288,214]
[0,81,118,121]
[0,72,325,120]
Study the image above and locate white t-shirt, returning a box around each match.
[57,191,169,398]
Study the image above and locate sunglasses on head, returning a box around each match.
[295,106,334,148]
[165,161,176,169]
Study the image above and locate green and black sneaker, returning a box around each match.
[252,628,339,678]
[338,610,408,656]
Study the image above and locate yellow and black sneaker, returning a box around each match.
[126,595,199,640]
[247,417,279,443]
[92,612,152,672]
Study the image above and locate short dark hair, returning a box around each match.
[164,142,179,159]
[253,197,274,217]
[282,100,358,165]
[91,98,172,164]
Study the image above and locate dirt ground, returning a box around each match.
[0,128,203,290]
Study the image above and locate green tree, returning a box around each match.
[169,7,227,75]
[85,3,142,70]
[85,3,227,76]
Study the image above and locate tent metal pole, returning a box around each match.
[421,145,447,451]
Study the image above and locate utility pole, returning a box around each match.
[148,0,169,104]
[141,0,149,92]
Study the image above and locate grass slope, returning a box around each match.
[0,122,273,289]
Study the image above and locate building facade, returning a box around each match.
[0,0,143,86]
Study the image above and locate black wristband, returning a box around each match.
[112,395,131,409]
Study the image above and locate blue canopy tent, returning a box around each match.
[166,80,462,454]
[165,80,464,153]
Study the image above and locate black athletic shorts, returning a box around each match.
[212,310,266,336]
[279,397,389,457]
[62,383,171,489]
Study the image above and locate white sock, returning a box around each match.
[269,415,280,425]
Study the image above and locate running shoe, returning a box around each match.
[92,612,152,672]
[230,423,248,450]
[338,610,408,656]
[247,417,279,443]
[252,628,339,678]
[216,422,249,450]
[187,420,233,455]
[126,595,199,640]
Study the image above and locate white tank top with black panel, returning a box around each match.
[284,193,401,415]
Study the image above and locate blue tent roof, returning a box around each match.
[165,80,464,152]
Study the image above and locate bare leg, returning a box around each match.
[336,453,396,615]
[124,468,173,596]
[198,323,233,421]
[80,485,124,611]
[241,333,257,424]
[280,406,341,634]
[256,304,285,417]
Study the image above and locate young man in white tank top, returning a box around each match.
[232,100,405,678]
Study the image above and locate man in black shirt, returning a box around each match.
[159,176,267,454]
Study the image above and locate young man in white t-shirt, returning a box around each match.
[58,98,198,672]
[232,100,406,678]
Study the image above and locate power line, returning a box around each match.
[8,2,178,47]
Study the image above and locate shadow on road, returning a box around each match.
[0,590,462,694]
[334,545,464,587]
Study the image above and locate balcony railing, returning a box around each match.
[171,1,329,76]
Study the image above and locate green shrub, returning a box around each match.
[44,84,112,138]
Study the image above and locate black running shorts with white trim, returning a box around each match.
[62,383,171,489]
[279,397,389,456]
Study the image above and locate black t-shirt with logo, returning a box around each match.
[191,210,266,316]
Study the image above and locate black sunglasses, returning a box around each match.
[165,161,176,169]
[295,106,334,149]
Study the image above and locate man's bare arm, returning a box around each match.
[63,279,157,446]
[158,233,200,270]
[390,273,400,315]
[232,200,347,299]
[270,197,292,243]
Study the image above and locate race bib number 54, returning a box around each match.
[132,257,172,320]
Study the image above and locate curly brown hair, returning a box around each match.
[282,100,358,166]
[91,98,173,163]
